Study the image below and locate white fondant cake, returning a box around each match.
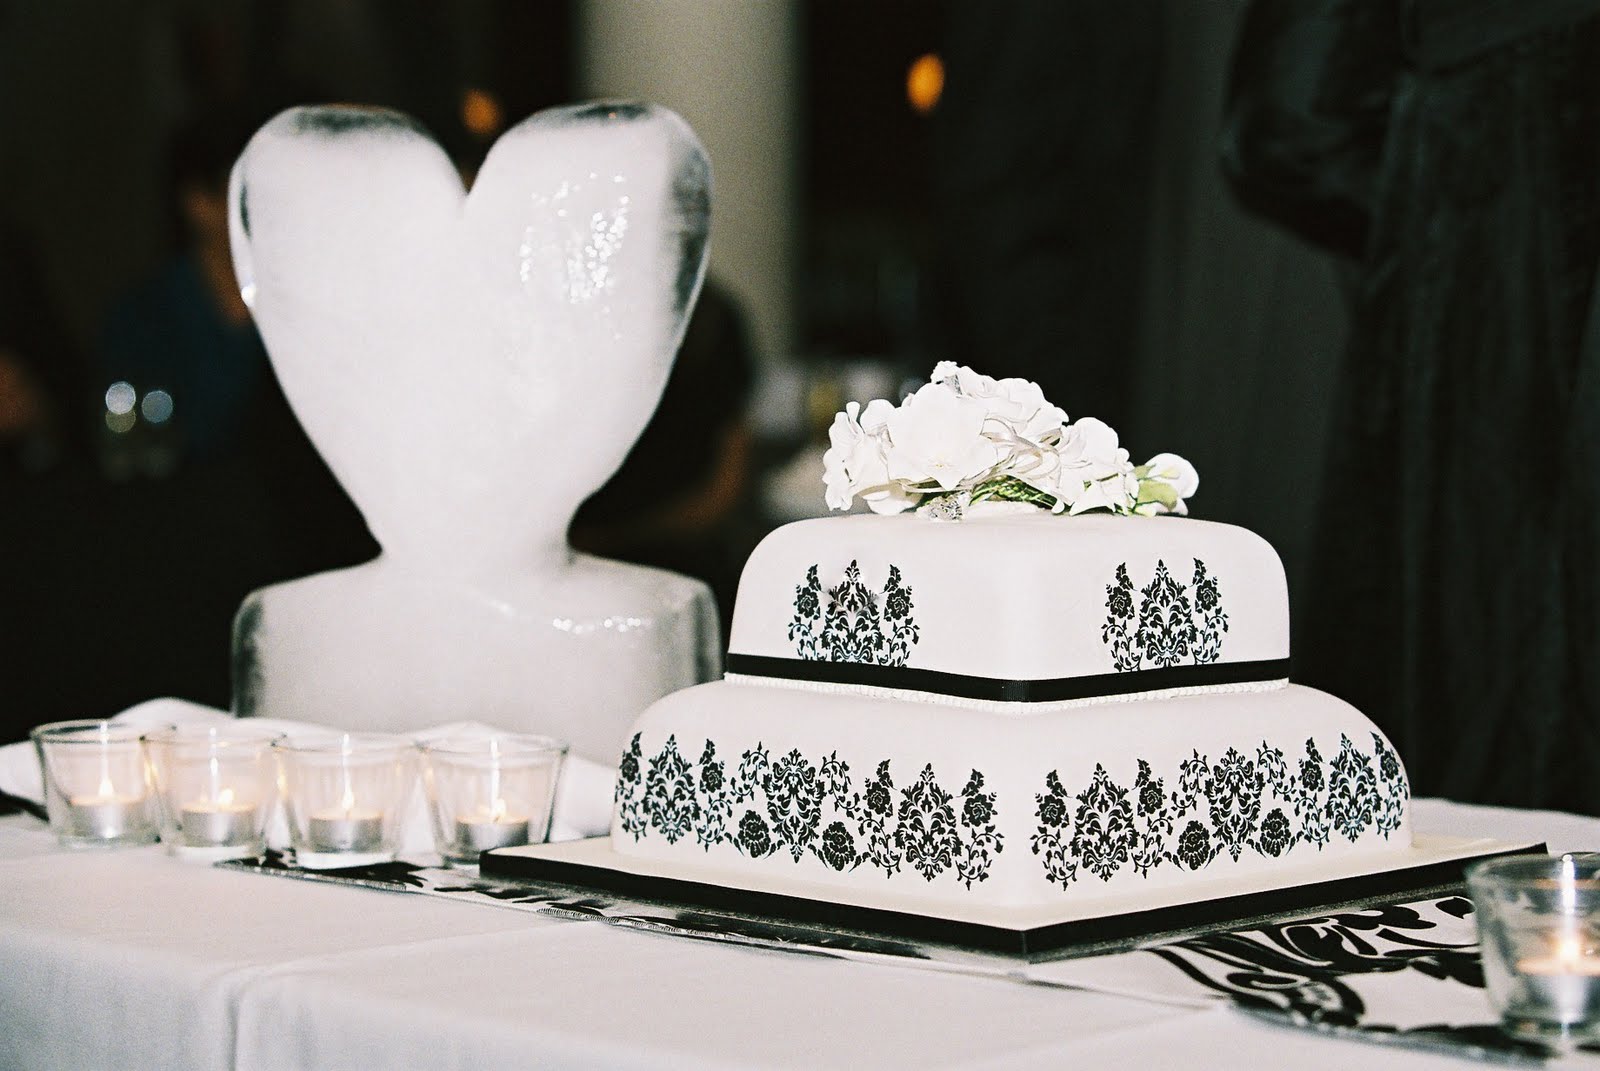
[608,510,1412,911]
[726,510,1287,703]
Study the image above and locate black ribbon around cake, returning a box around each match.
[724,653,1295,704]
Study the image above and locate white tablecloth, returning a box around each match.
[2,799,1596,1070]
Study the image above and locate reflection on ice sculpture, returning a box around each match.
[226,102,718,763]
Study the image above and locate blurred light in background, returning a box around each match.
[462,87,504,138]
[140,389,173,425]
[906,53,943,115]
[105,381,136,416]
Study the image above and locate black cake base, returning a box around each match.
[480,835,1544,959]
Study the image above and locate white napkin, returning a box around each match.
[1,697,616,852]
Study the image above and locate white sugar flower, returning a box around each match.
[1134,452,1200,516]
[821,414,864,512]
[991,379,1068,441]
[862,483,922,515]
[1144,452,1199,497]
[1068,471,1140,515]
[1006,444,1069,513]
[817,364,1197,519]
[822,400,896,511]
[1058,417,1131,480]
[1054,417,1136,513]
[933,363,1067,442]
[884,382,1000,492]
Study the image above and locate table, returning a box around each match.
[3,799,1597,1070]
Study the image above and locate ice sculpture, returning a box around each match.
[226,102,719,763]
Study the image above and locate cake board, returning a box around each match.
[480,834,1545,960]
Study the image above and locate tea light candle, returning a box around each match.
[179,788,256,848]
[67,776,143,840]
[1515,934,1600,1025]
[454,798,530,856]
[307,788,384,854]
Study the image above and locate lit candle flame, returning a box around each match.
[1558,934,1585,968]
[490,797,507,822]
[218,787,234,807]
[339,785,356,816]
[97,774,114,799]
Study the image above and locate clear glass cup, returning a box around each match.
[272,732,415,869]
[1468,853,1600,1049]
[417,733,567,867]
[30,720,162,848]
[143,724,282,861]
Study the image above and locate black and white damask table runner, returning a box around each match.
[222,853,1595,1063]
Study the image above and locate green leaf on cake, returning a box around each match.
[1136,479,1179,511]
[969,476,1058,509]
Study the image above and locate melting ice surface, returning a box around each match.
[227,102,718,761]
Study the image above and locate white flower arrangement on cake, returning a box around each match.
[822,362,1198,519]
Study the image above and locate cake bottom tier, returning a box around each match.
[611,681,1413,911]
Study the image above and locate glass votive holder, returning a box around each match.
[30,720,162,848]
[1468,853,1600,1049]
[417,733,568,867]
[143,724,281,862]
[273,732,414,869]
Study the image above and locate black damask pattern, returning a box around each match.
[614,734,1003,889]
[1372,735,1408,838]
[1131,759,1173,875]
[1102,558,1229,672]
[694,741,732,848]
[856,759,903,874]
[789,561,920,667]
[1208,747,1262,862]
[1031,732,1409,892]
[1101,565,1139,672]
[643,737,698,845]
[1137,561,1193,668]
[789,566,825,659]
[1190,560,1229,664]
[1070,765,1135,881]
[955,771,1003,889]
[766,749,823,861]
[1327,736,1378,842]
[615,733,647,838]
[1146,897,1550,1060]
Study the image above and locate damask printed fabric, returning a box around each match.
[1031,732,1409,890]
[1048,895,1560,1062]
[789,561,920,666]
[1103,558,1228,671]
[615,734,1003,888]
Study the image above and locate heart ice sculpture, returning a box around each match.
[227,102,720,763]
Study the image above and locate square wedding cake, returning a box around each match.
[611,511,1410,910]
[603,365,1413,912]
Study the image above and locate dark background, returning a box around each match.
[0,2,1347,745]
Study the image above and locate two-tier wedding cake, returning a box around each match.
[612,509,1409,910]
[489,365,1520,946]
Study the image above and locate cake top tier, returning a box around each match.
[726,510,1290,705]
